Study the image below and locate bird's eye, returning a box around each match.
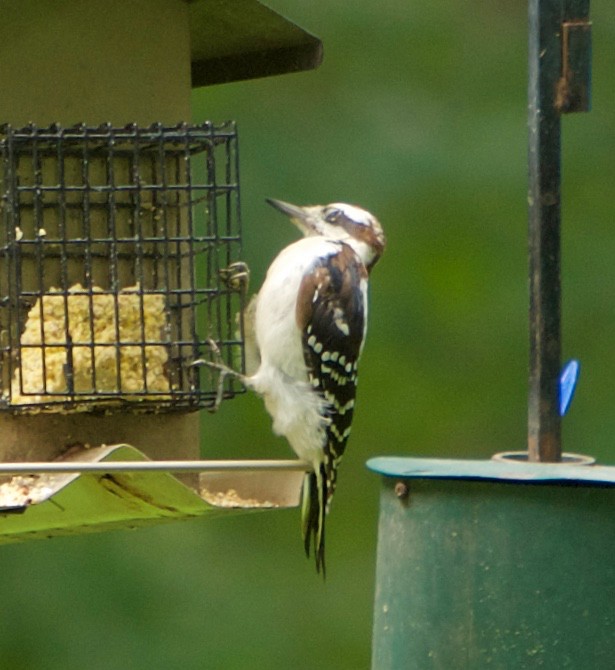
[324,208,342,223]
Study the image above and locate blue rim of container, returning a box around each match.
[367,455,615,485]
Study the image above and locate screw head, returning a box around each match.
[394,481,409,500]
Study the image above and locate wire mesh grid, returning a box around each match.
[0,122,244,413]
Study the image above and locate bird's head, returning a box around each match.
[266,198,386,271]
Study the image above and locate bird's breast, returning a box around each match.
[254,238,341,380]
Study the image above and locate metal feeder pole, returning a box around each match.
[528,0,591,462]
[369,6,600,668]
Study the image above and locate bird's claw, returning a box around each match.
[219,261,250,293]
[191,339,244,412]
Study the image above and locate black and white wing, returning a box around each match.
[296,242,367,488]
[295,243,368,572]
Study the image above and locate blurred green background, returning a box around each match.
[2,2,615,668]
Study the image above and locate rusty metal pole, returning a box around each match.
[528,0,591,462]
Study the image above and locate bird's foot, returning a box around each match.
[219,261,250,295]
[191,339,245,412]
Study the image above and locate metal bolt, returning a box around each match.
[394,481,409,500]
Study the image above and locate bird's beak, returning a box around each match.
[266,198,314,234]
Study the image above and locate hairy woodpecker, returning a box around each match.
[203,199,385,573]
[241,198,385,575]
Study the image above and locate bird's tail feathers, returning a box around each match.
[301,466,327,577]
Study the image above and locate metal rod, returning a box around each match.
[0,459,311,475]
[527,0,591,462]
[528,0,563,462]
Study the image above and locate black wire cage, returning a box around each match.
[0,122,244,413]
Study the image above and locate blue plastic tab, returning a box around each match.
[559,359,580,416]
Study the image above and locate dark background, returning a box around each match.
[2,2,614,668]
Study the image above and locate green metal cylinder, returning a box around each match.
[368,457,615,669]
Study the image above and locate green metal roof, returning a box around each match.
[189,0,323,86]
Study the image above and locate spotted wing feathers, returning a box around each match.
[295,244,367,572]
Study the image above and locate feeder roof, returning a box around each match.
[189,0,323,86]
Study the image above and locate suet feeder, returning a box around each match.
[369,1,615,667]
[0,0,322,540]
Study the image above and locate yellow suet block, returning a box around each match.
[11,284,172,407]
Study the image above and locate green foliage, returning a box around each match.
[1,2,614,668]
